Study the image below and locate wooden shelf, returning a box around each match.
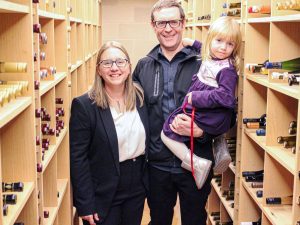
[211,179,234,220]
[57,179,68,208]
[40,72,67,96]
[42,127,68,174]
[245,74,269,88]
[229,162,235,175]
[38,10,65,20]
[2,182,35,225]
[268,82,300,100]
[43,206,58,225]
[0,1,29,14]
[263,205,292,225]
[244,129,296,174]
[0,97,32,129]
[241,179,263,209]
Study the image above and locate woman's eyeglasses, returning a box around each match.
[99,58,128,68]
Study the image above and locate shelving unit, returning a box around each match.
[180,0,300,224]
[0,0,101,224]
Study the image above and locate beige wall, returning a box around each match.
[102,0,158,68]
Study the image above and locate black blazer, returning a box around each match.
[70,93,149,218]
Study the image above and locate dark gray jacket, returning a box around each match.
[133,44,214,167]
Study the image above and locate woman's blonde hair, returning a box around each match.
[202,16,242,72]
[88,41,144,110]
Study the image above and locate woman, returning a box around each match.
[70,41,149,225]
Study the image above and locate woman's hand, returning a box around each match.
[170,113,203,137]
[81,213,100,225]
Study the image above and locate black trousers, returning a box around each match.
[148,166,213,225]
[83,156,146,225]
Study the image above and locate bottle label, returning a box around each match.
[265,62,282,69]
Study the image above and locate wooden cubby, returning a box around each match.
[0,0,101,224]
[180,0,300,224]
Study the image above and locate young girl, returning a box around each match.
[161,16,242,189]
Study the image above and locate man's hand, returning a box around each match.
[170,113,203,137]
[81,213,100,225]
[182,38,195,47]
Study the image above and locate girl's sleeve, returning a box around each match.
[191,68,238,109]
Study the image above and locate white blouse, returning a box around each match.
[110,107,146,162]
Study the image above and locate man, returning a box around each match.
[133,1,214,225]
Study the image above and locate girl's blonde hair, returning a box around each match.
[88,41,144,110]
[202,16,242,72]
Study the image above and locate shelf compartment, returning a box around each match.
[244,129,296,173]
[211,179,234,220]
[57,179,71,225]
[57,179,68,208]
[43,206,58,225]
[271,1,300,17]
[0,1,29,13]
[14,191,38,225]
[2,182,34,225]
[266,89,298,146]
[262,153,293,225]
[242,179,263,208]
[238,184,262,224]
[246,0,271,19]
[54,20,68,72]
[0,97,31,129]
[245,74,269,88]
[70,22,77,66]
[38,10,65,20]
[40,72,67,96]
[70,70,77,99]
[42,127,68,174]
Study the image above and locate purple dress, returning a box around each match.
[163,58,238,142]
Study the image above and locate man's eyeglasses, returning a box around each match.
[153,20,182,29]
[99,58,129,68]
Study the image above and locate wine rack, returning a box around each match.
[0,0,101,225]
[180,0,300,224]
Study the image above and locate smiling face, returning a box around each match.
[210,35,236,60]
[97,47,130,92]
[152,7,185,54]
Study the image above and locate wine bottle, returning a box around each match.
[221,8,241,16]
[37,163,43,172]
[265,57,300,70]
[248,5,271,14]
[288,127,297,135]
[242,170,264,177]
[210,211,220,216]
[39,33,48,44]
[2,182,24,192]
[277,135,296,144]
[3,204,8,216]
[251,182,263,188]
[55,98,64,104]
[288,74,300,86]
[283,140,296,148]
[246,122,266,129]
[3,194,17,204]
[245,173,264,182]
[256,190,263,198]
[33,23,41,33]
[223,2,241,9]
[266,196,293,205]
[34,80,40,90]
[14,223,25,225]
[256,129,266,136]
[289,120,297,128]
[243,114,266,124]
[44,210,49,218]
[0,61,27,73]
[241,219,261,225]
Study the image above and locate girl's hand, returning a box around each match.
[182,38,195,47]
[186,92,192,104]
[81,213,100,225]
